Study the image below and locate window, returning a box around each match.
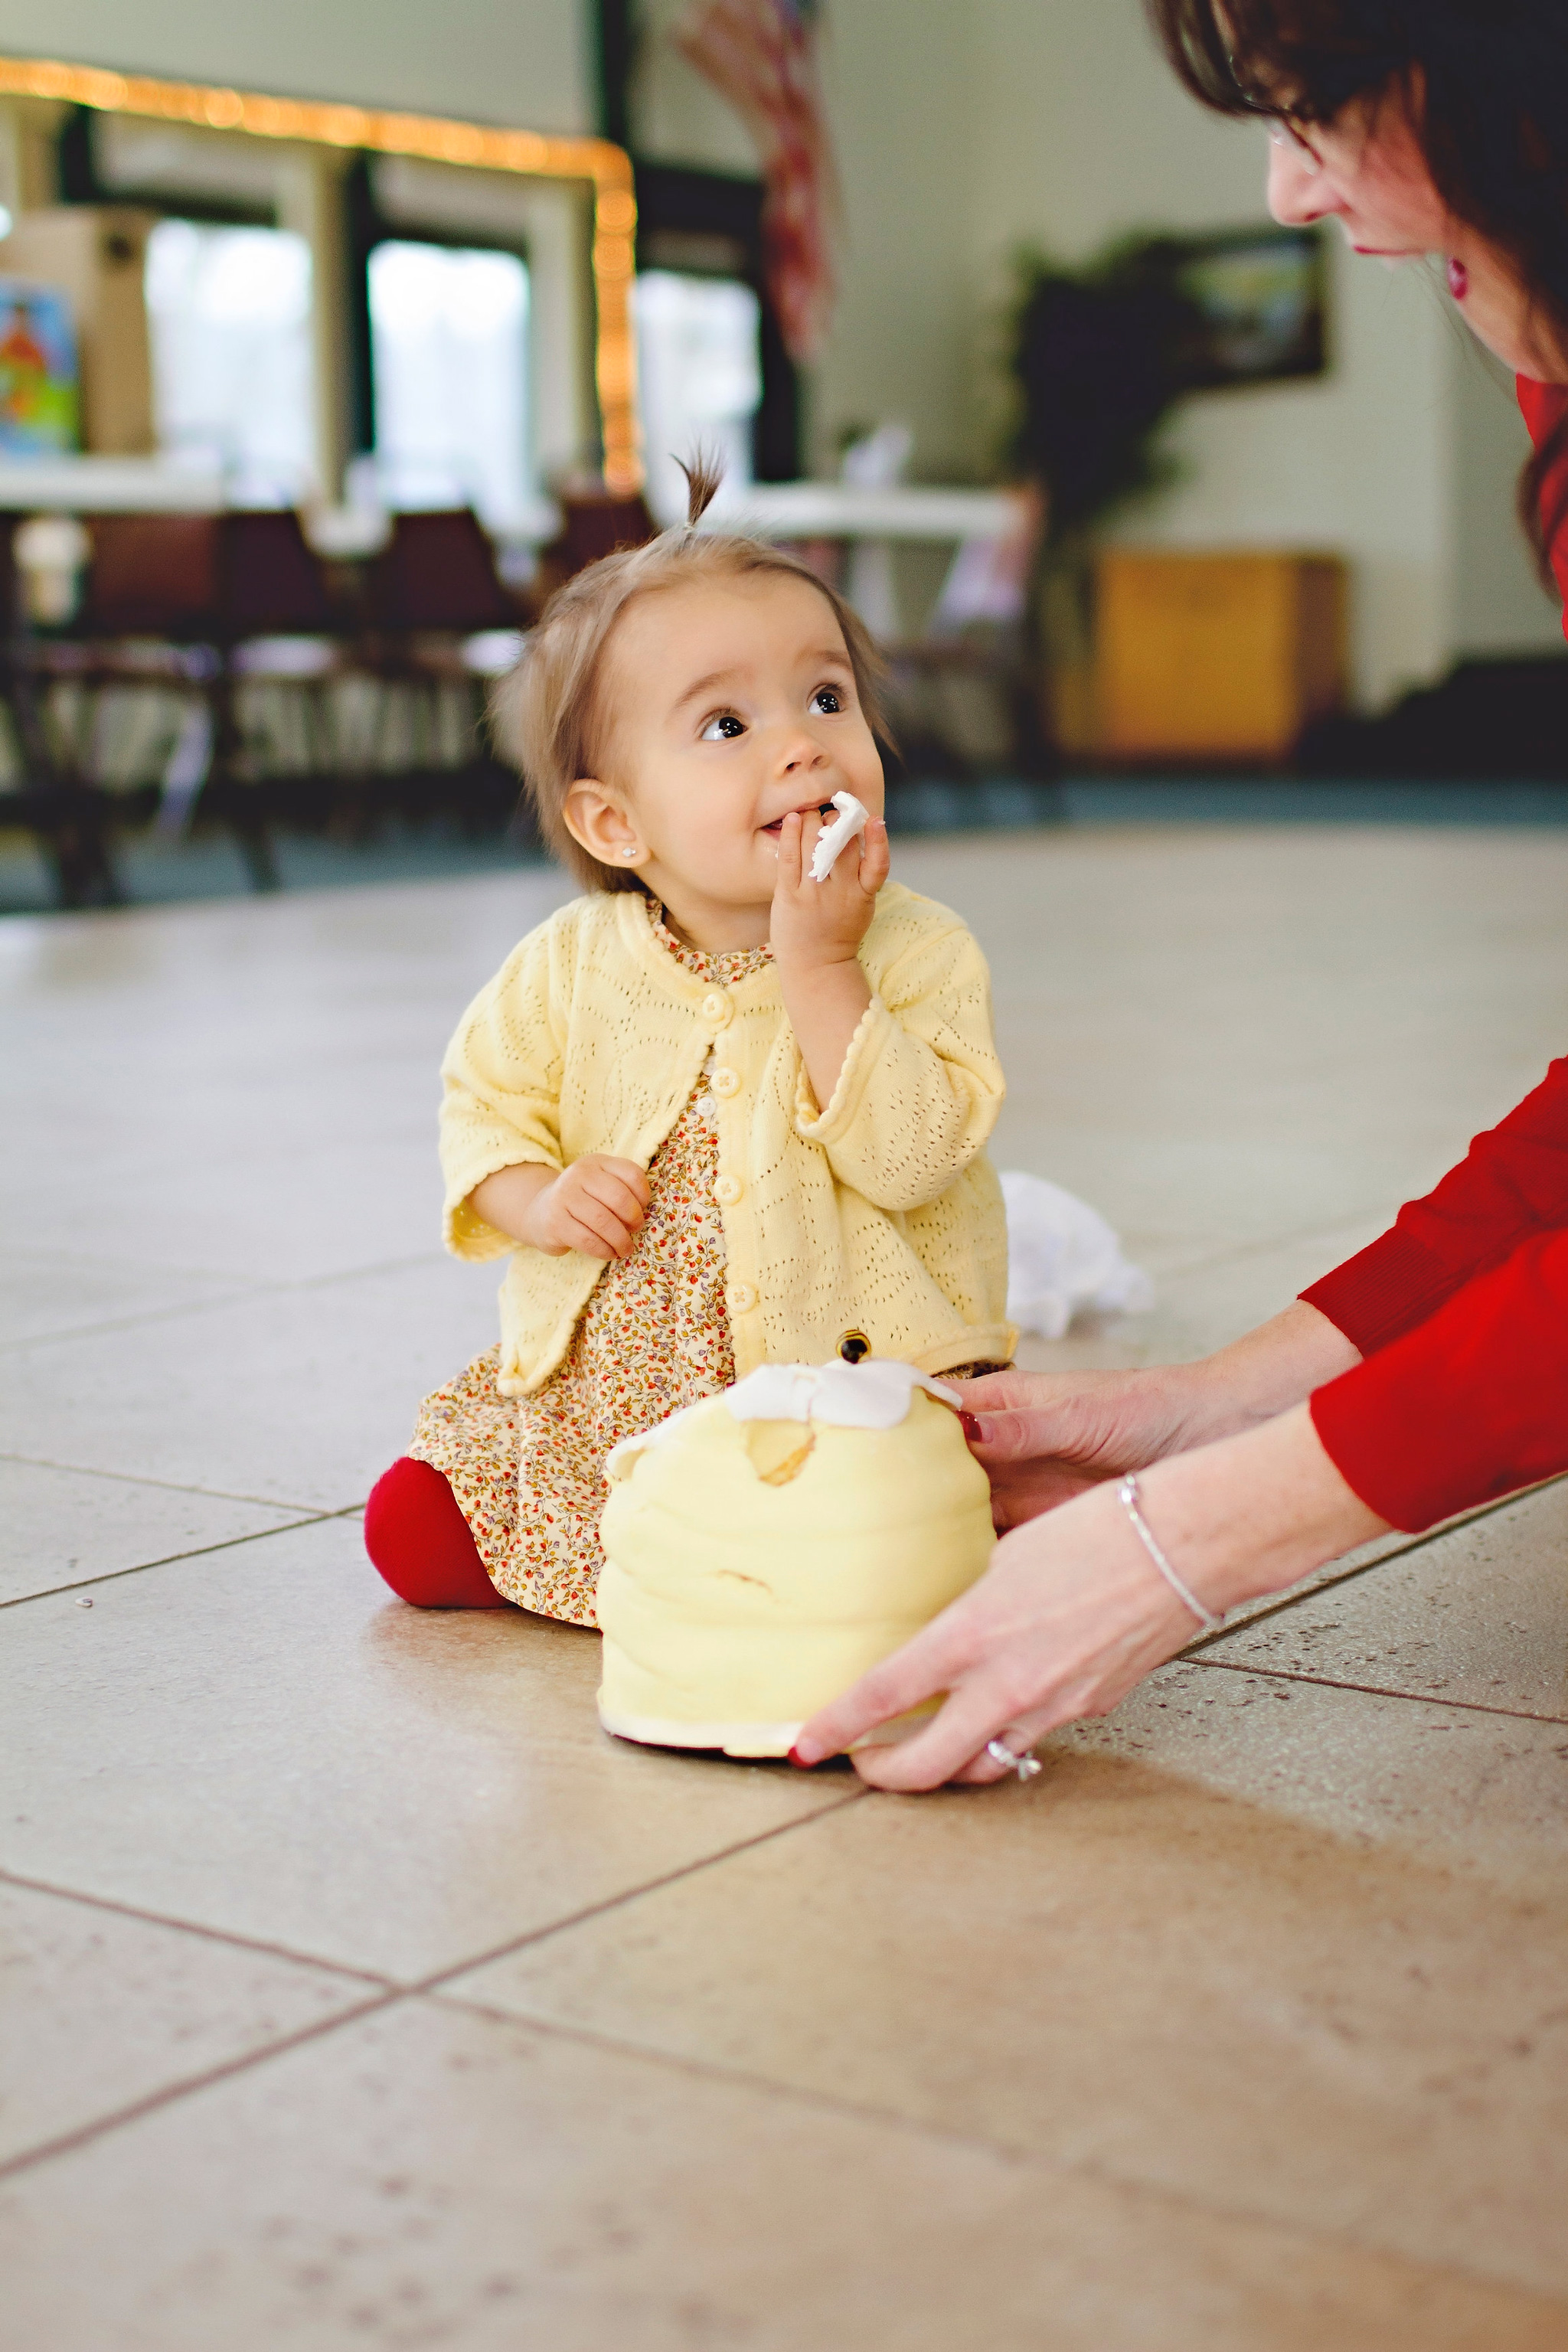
[368,241,531,528]
[144,220,315,502]
[632,270,762,524]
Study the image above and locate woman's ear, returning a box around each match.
[563,780,646,871]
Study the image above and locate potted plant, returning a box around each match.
[1004,237,1203,756]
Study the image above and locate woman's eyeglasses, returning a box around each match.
[1263,116,1323,175]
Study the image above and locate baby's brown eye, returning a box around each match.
[811,687,844,714]
[700,713,746,741]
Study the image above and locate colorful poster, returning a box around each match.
[0,279,80,454]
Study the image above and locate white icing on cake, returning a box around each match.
[605,1359,959,1485]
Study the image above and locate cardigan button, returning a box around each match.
[727,1282,757,1315]
[700,990,733,1026]
[712,1173,743,1206]
[710,1066,741,1099]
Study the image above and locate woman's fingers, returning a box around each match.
[963,1403,1075,1464]
[949,1369,1050,1413]
[791,1609,970,1766]
[988,1461,1104,1527]
[847,1678,1060,1793]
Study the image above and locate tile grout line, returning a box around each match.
[1135,1205,1398,1289]
[1179,1478,1564,1657]
[0,1792,868,2181]
[17,1878,1566,2322]
[1187,1655,1568,1728]
[0,1248,470,1359]
[0,1988,404,2187]
[410,1786,871,1995]
[424,1988,1568,2316]
[0,1867,398,1988]
[0,1514,354,1611]
[0,1282,273,1357]
[0,1447,345,1515]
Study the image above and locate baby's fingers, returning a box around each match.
[561,1201,635,1259]
[856,816,890,893]
[605,1157,653,1210]
[776,808,805,889]
[586,1161,650,1227]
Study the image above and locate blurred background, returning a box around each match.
[0,0,1563,916]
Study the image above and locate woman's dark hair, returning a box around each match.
[1145,0,1568,585]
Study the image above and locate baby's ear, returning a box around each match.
[564,779,643,868]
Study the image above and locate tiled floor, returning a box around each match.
[3,825,1566,2348]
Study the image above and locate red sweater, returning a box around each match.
[1302,377,1568,1530]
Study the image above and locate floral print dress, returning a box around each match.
[408,906,771,1625]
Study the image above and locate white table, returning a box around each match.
[704,482,1019,635]
[714,483,1015,542]
[0,456,225,512]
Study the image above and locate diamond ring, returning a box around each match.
[985,1736,1042,1782]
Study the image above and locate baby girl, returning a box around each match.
[364,462,1016,1621]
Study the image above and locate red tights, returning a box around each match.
[364,1457,512,1609]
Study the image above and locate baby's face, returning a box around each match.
[571,570,884,926]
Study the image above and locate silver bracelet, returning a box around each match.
[1116,1475,1223,1632]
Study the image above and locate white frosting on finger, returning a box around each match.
[808,791,870,882]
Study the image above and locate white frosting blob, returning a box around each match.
[604,1358,959,1481]
[808,792,870,882]
[724,1359,957,1426]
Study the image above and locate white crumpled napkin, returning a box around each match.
[1001,1171,1155,1340]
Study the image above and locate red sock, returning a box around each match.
[364,1457,511,1609]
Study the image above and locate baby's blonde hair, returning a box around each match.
[491,456,888,893]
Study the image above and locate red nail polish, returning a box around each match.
[787,1744,813,1768]
[959,1412,982,1442]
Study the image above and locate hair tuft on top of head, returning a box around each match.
[675,449,724,531]
[490,459,889,897]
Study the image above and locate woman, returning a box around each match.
[790,0,1568,1791]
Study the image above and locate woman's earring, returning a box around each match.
[622,844,639,858]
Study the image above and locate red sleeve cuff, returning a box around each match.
[1309,1230,1568,1530]
[1300,1225,1459,1354]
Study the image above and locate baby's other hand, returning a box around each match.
[770,808,890,975]
[523,1156,649,1259]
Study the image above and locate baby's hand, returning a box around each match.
[770,807,890,976]
[522,1156,650,1259]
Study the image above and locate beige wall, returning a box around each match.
[0,0,591,135]
[639,0,1563,706]
[956,0,1563,707]
[634,0,981,482]
[4,1,1557,692]
[1450,339,1563,661]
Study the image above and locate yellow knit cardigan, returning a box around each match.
[439,880,1014,1396]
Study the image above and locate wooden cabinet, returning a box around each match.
[1094,550,1348,763]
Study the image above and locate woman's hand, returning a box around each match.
[951,1364,1207,1527]
[790,1402,1387,1791]
[952,1305,1367,1530]
[471,1156,650,1259]
[795,1476,1202,1790]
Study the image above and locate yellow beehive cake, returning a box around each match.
[596,1360,996,1757]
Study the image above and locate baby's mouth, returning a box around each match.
[762,802,835,838]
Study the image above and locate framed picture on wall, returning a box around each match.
[1169,224,1328,390]
[0,279,80,453]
